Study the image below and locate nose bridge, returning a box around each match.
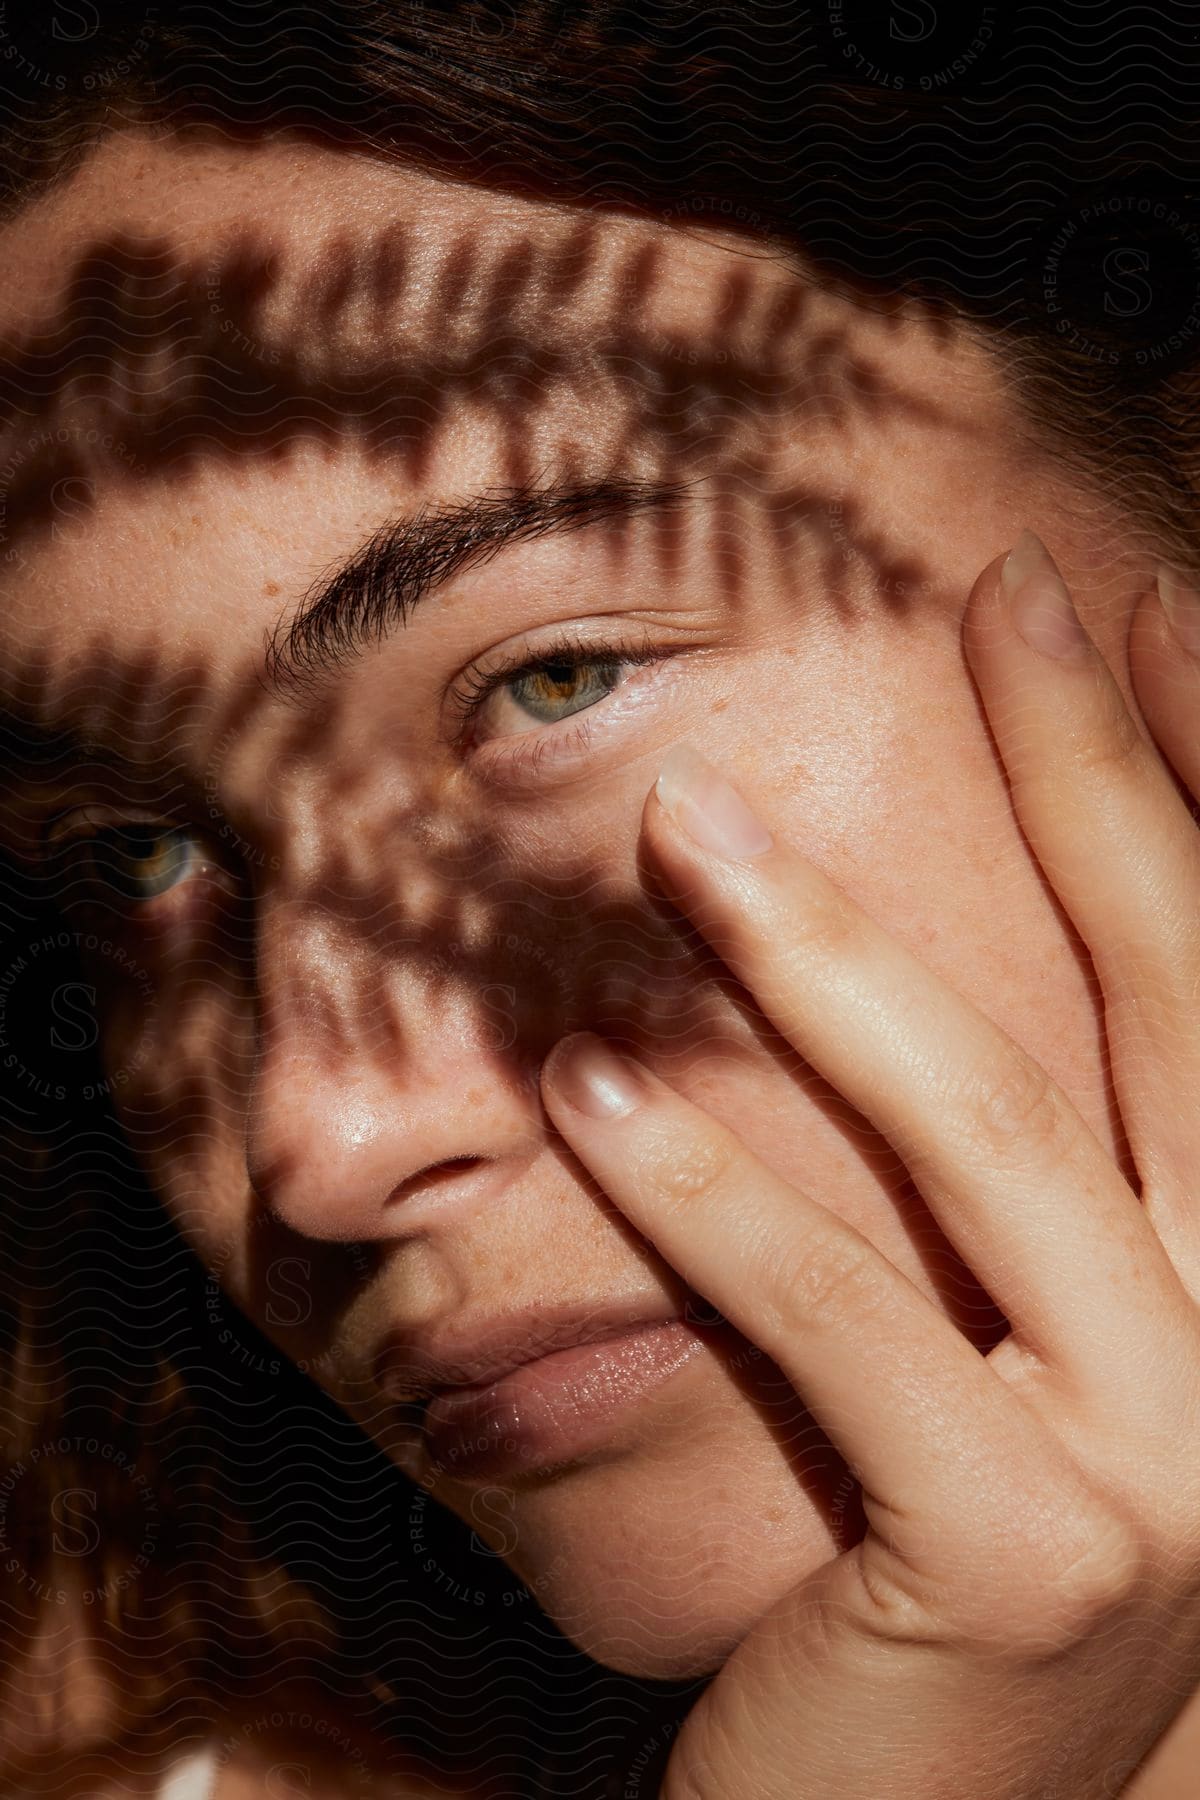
[252,701,454,890]
[253,894,376,1065]
[243,891,542,1242]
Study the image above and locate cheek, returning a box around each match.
[136,1108,253,1272]
[98,944,257,1276]
[738,633,1126,1179]
[724,621,1026,970]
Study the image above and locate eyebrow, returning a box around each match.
[261,473,694,701]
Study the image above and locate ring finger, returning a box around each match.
[963,536,1200,1200]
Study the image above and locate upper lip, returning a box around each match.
[374,1300,685,1402]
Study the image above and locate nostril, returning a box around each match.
[390,1155,485,1203]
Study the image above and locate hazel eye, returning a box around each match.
[500,655,625,728]
[49,820,215,910]
[452,629,674,749]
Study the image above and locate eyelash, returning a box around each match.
[41,807,235,921]
[448,624,675,743]
[35,627,678,902]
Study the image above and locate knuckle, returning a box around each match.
[793,1232,888,1334]
[835,1507,1143,1661]
[775,890,861,968]
[1040,1513,1143,1635]
[969,1056,1076,1162]
[1002,1513,1144,1657]
[645,1130,737,1213]
[1063,695,1147,787]
[834,1541,946,1648]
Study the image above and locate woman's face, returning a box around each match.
[0,130,1170,1678]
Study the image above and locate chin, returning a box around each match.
[518,1518,822,1678]
[553,1595,749,1681]
[411,1337,855,1677]
[468,1424,849,1680]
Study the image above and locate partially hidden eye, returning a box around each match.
[47,818,217,910]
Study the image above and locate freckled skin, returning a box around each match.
[0,129,1171,1679]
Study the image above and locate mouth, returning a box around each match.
[375,1301,720,1480]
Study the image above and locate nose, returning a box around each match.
[244,901,543,1241]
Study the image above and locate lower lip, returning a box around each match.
[420,1321,707,1480]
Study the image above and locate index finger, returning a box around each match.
[538,1027,1077,1587]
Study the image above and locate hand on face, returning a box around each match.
[540,534,1200,1800]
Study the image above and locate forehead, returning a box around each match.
[0,125,815,499]
[0,122,994,485]
[0,129,1006,754]
[0,132,788,634]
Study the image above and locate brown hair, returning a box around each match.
[1,1,1198,1785]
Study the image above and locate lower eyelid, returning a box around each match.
[475,711,596,781]
[50,826,238,919]
[468,653,688,785]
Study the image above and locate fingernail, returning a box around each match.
[545,1032,647,1119]
[1001,531,1091,661]
[655,743,773,859]
[1157,565,1200,657]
